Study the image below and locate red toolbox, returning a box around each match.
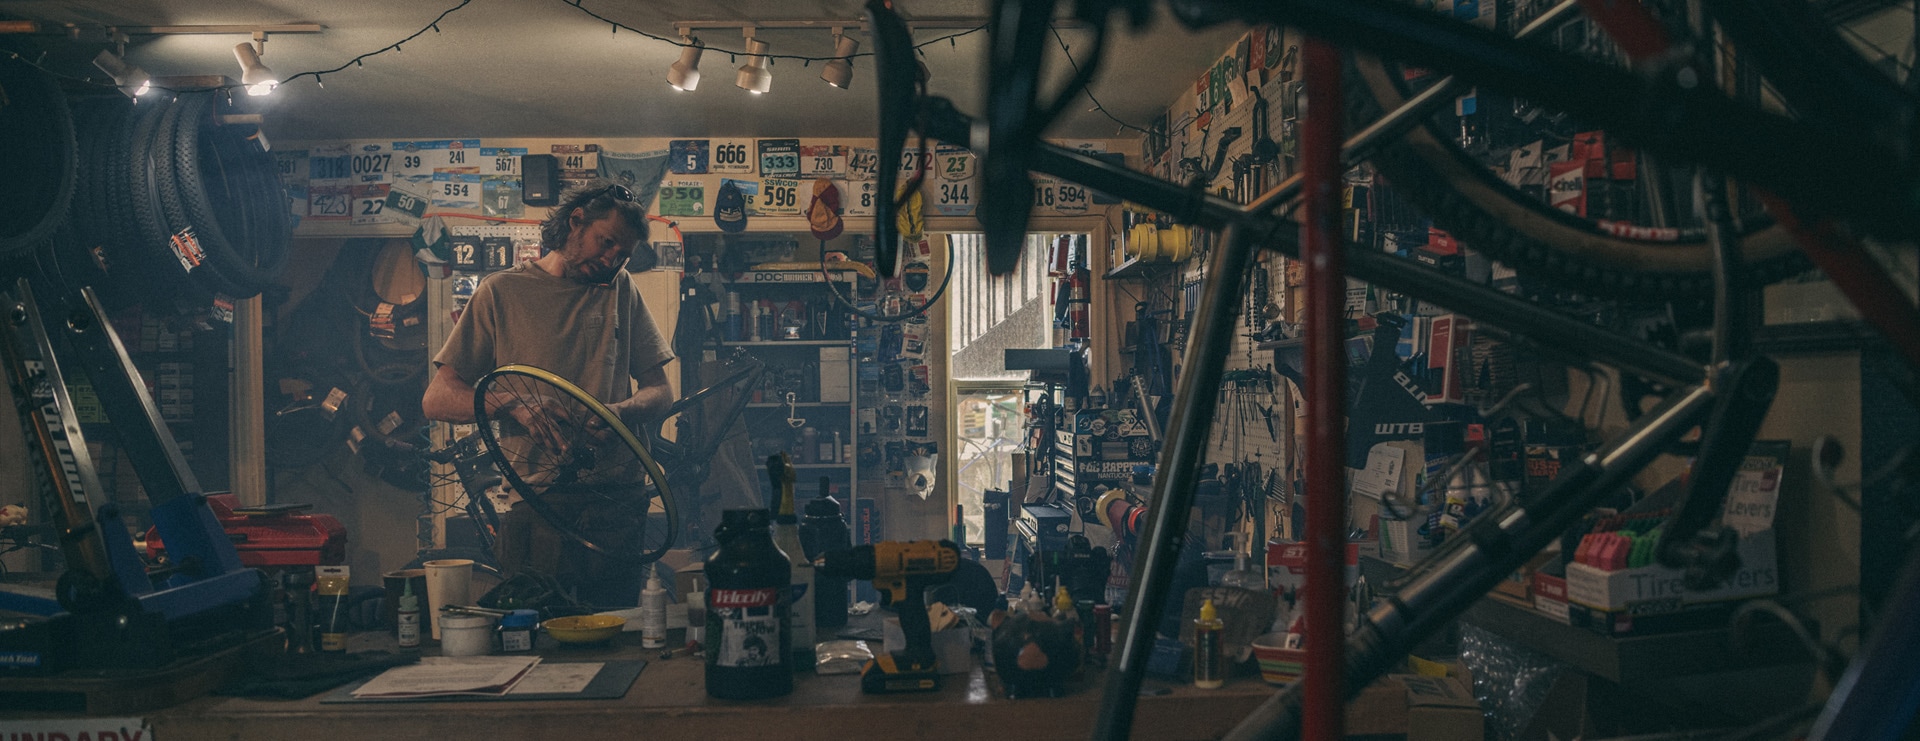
[145,493,347,567]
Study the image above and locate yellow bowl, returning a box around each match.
[542,614,626,644]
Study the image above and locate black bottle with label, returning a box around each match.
[704,508,793,699]
[798,479,852,630]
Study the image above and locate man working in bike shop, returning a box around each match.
[422,180,676,607]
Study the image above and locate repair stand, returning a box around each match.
[0,266,266,675]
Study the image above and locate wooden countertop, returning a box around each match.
[143,634,1296,740]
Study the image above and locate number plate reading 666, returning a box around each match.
[711,139,754,174]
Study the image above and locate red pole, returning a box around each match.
[1299,37,1347,741]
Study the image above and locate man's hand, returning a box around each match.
[506,397,574,455]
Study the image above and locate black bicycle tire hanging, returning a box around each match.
[0,55,76,258]
[170,91,291,294]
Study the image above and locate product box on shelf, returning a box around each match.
[818,346,851,403]
[1562,442,1786,636]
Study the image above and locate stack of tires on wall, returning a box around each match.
[0,55,80,289]
[264,237,431,486]
[69,82,290,313]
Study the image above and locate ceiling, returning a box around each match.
[3,0,1249,142]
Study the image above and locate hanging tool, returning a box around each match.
[817,540,961,694]
[1202,127,1244,184]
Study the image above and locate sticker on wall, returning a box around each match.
[391,140,483,186]
[845,180,878,217]
[934,145,975,181]
[653,241,685,271]
[549,143,599,174]
[1029,178,1089,215]
[350,184,392,225]
[482,147,526,177]
[285,182,308,224]
[758,178,803,216]
[847,148,879,180]
[432,169,482,210]
[308,184,352,221]
[898,147,931,178]
[931,178,974,216]
[657,180,706,217]
[481,176,523,218]
[800,144,847,177]
[758,139,801,178]
[273,149,308,186]
[349,143,394,184]
[711,139,754,174]
[669,139,710,174]
[1053,179,1090,214]
[384,181,431,226]
[308,146,352,186]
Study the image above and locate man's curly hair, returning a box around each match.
[539,179,649,255]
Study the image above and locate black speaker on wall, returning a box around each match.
[522,154,560,206]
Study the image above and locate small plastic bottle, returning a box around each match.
[395,581,421,649]
[315,565,351,653]
[640,563,669,649]
[686,578,707,646]
[1193,598,1225,689]
[499,609,538,653]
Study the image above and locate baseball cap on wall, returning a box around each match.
[807,178,844,240]
[715,179,748,233]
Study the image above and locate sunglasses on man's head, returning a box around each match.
[592,184,635,203]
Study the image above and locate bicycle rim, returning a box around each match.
[1348,52,1807,298]
[473,364,677,566]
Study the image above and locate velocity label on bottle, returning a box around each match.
[709,587,783,667]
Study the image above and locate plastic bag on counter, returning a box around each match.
[1459,622,1568,741]
[815,639,875,675]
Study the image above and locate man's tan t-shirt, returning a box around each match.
[433,263,674,406]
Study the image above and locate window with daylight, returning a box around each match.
[947,232,1076,541]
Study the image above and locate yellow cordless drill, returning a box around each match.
[817,540,961,693]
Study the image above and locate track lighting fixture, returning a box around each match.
[820,32,857,89]
[667,34,704,91]
[92,49,150,98]
[234,32,277,96]
[735,33,771,94]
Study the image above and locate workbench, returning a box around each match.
[141,641,1292,740]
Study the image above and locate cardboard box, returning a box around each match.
[1563,443,1785,635]
[1530,571,1571,624]
[1564,529,1777,635]
[1347,674,1486,741]
[1402,674,1486,741]
[818,346,851,402]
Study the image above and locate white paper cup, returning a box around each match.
[424,558,474,640]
